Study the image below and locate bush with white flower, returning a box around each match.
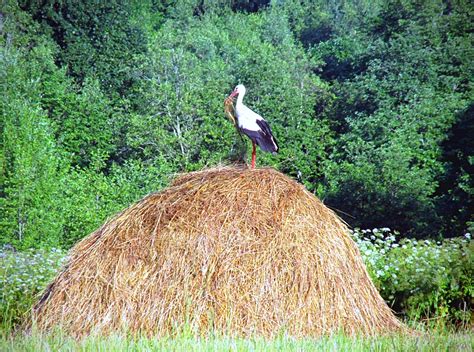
[0,246,67,329]
[351,229,473,326]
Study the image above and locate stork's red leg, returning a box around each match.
[251,141,256,169]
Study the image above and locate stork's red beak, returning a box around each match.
[229,89,238,98]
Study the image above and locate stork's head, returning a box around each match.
[229,84,246,98]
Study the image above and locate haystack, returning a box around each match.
[33,167,402,337]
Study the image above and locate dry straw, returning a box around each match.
[32,167,403,337]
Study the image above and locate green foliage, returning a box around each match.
[319,0,474,236]
[19,0,149,97]
[1,8,66,248]
[40,76,117,168]
[0,3,172,248]
[1,0,473,247]
[58,160,172,248]
[437,104,474,236]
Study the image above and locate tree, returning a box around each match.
[20,0,148,98]
[319,0,473,236]
[1,7,66,248]
[436,104,474,236]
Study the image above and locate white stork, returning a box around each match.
[228,84,279,168]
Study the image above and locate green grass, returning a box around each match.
[1,331,472,352]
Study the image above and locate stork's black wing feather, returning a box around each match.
[256,119,279,153]
[256,119,272,136]
[239,119,279,154]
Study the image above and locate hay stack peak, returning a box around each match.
[33,167,402,337]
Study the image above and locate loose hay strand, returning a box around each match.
[31,167,404,338]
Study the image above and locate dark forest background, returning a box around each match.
[1,0,473,249]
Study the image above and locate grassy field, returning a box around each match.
[1,331,472,352]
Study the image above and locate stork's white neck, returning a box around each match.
[236,90,245,107]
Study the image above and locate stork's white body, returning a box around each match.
[231,85,279,154]
[235,103,263,132]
